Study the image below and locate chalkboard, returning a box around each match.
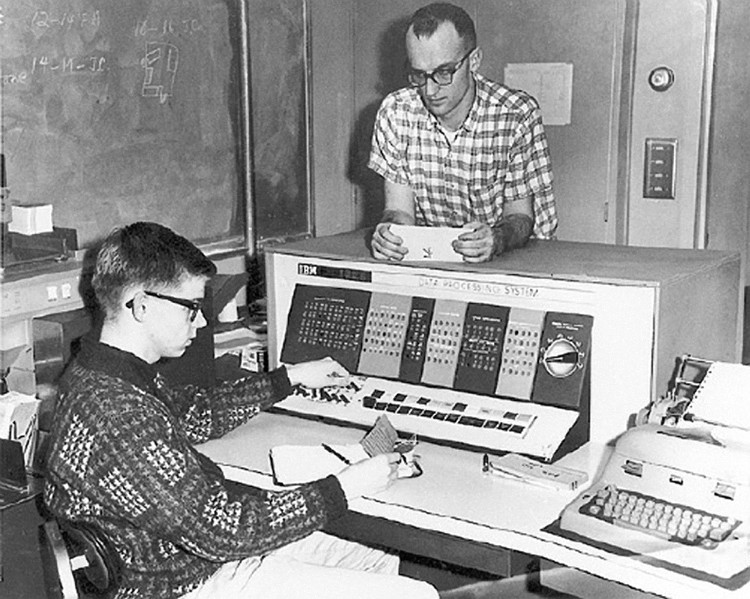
[0,0,248,251]
[246,0,310,244]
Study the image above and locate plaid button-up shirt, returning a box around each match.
[369,73,557,239]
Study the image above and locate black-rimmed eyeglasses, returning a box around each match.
[407,47,475,88]
[126,291,204,322]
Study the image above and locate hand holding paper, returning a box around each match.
[335,452,402,501]
[269,415,422,492]
[389,224,471,262]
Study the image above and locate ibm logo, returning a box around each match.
[298,264,318,276]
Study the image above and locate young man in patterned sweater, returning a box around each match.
[44,221,439,599]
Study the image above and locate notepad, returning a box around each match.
[269,415,421,485]
[270,443,369,485]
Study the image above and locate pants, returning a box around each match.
[181,531,439,599]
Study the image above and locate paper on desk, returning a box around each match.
[270,443,369,485]
[390,224,470,262]
[270,415,421,485]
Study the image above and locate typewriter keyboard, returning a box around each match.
[577,484,741,549]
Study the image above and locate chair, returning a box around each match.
[41,519,121,599]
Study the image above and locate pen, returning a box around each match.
[321,443,351,465]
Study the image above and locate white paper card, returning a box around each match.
[390,224,470,262]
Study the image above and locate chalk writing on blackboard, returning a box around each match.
[134,18,205,38]
[142,43,179,104]
[31,10,101,30]
[1,0,249,253]
[31,56,107,75]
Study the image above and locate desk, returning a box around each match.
[197,412,750,599]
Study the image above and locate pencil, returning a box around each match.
[321,443,351,465]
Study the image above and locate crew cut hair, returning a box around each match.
[93,221,216,318]
[408,3,477,49]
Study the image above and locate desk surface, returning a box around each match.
[197,412,749,599]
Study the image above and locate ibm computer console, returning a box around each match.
[264,230,741,461]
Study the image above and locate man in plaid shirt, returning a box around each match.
[369,2,557,263]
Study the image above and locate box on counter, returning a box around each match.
[214,326,268,373]
[8,204,53,235]
[240,342,268,373]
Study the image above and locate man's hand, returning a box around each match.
[286,357,349,389]
[335,453,401,501]
[454,222,495,263]
[371,222,409,261]
[455,212,534,262]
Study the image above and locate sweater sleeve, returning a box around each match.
[167,367,294,444]
[46,377,348,562]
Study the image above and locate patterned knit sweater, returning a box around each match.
[44,338,348,599]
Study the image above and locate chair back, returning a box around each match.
[42,519,121,599]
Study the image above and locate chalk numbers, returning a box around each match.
[31,10,101,30]
[134,18,203,38]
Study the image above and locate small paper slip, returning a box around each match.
[362,415,420,478]
[484,453,587,491]
[390,224,470,262]
[361,414,400,456]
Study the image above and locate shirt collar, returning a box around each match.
[77,333,160,396]
[461,73,488,132]
[419,73,485,134]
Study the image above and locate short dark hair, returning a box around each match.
[408,3,476,49]
[93,222,216,317]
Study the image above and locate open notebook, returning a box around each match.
[269,415,420,485]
